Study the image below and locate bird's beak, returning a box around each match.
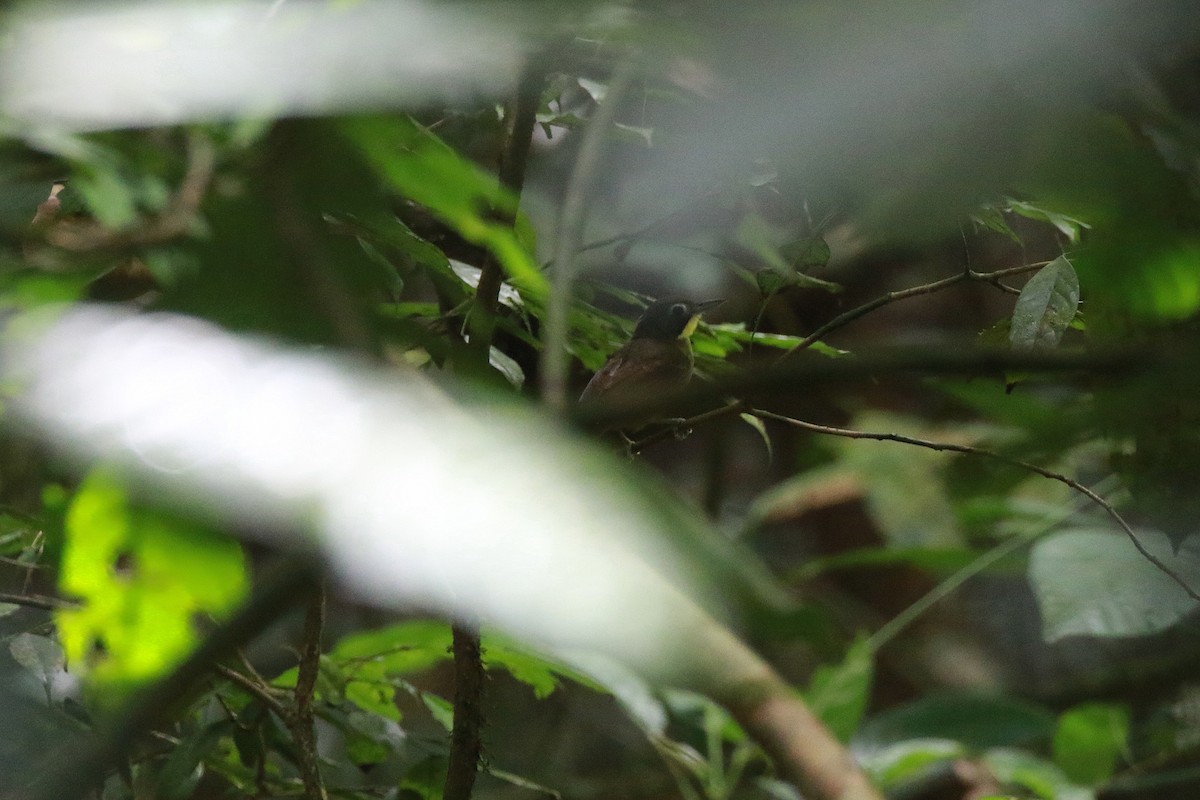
[683,300,723,338]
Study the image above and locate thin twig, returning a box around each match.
[541,57,639,412]
[628,400,747,453]
[751,409,1200,603]
[289,582,328,800]
[866,478,1119,651]
[213,664,289,719]
[0,592,74,611]
[777,261,1051,362]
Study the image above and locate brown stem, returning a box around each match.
[467,57,547,367]
[0,592,74,611]
[751,409,1200,603]
[289,582,329,800]
[444,622,486,800]
[777,261,1051,362]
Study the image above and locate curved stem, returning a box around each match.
[751,409,1200,603]
[541,57,639,412]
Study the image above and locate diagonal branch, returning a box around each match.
[777,261,1052,361]
[750,408,1200,603]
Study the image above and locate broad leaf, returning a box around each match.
[1009,256,1080,350]
[1029,528,1200,641]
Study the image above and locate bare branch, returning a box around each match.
[777,261,1051,361]
[751,409,1200,603]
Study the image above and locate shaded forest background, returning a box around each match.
[3,2,1200,800]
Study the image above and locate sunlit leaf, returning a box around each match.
[56,470,247,691]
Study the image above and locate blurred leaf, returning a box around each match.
[9,633,66,699]
[1052,702,1129,785]
[153,720,233,800]
[984,748,1091,800]
[1029,528,1200,641]
[806,634,873,742]
[856,693,1055,752]
[1007,200,1091,243]
[972,206,1022,243]
[739,413,773,460]
[838,412,964,548]
[56,471,247,691]
[1009,256,1080,350]
[341,116,546,299]
[862,739,966,789]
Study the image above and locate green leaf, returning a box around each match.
[1052,702,1129,785]
[984,748,1091,800]
[781,236,832,272]
[153,720,234,800]
[1009,256,1080,350]
[56,471,248,691]
[806,634,873,741]
[739,413,773,460]
[9,633,66,697]
[1007,200,1091,243]
[857,693,1055,751]
[481,631,598,700]
[341,116,547,299]
[1029,528,1200,641]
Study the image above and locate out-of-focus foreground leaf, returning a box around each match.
[58,471,248,692]
[1,305,770,685]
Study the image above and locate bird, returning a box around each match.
[578,298,722,430]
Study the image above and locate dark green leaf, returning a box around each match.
[856,693,1055,751]
[806,635,873,741]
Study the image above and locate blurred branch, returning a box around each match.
[0,592,74,611]
[777,261,1052,360]
[542,56,640,413]
[445,622,486,800]
[34,556,319,800]
[750,409,1200,603]
[572,345,1149,432]
[467,55,547,367]
[688,616,884,800]
[44,132,216,252]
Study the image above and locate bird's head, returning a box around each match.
[632,298,723,341]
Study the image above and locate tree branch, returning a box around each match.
[0,592,74,611]
[776,262,1051,361]
[285,582,328,800]
[750,409,1200,603]
[444,622,486,800]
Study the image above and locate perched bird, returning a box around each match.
[579,298,722,429]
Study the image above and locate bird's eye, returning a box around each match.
[670,303,689,318]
